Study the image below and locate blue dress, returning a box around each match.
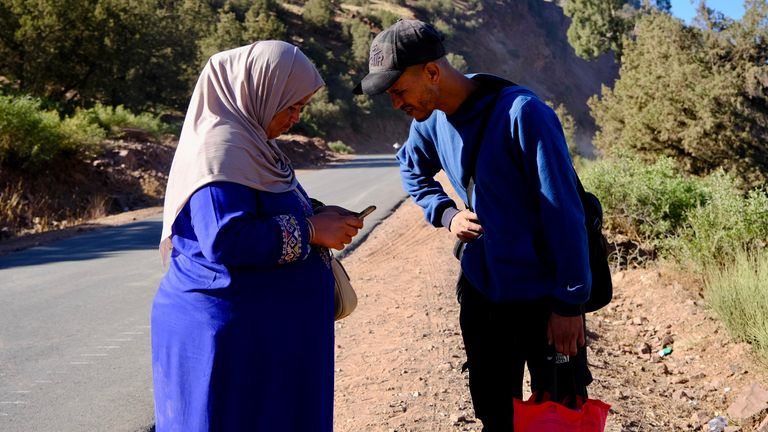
[151,181,335,432]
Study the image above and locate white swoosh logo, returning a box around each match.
[566,284,583,291]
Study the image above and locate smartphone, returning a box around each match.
[356,205,377,219]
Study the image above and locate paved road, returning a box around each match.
[0,154,405,432]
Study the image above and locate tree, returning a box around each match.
[198,8,245,64]
[589,12,768,189]
[563,0,632,60]
[0,0,200,110]
[244,0,286,42]
[303,0,334,28]
[563,0,673,61]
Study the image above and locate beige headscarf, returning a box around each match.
[160,41,324,262]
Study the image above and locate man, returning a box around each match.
[354,20,593,431]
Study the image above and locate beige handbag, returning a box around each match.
[331,257,357,320]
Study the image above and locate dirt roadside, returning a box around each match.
[334,175,768,432]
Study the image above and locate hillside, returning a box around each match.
[321,0,618,155]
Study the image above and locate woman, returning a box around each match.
[152,41,362,431]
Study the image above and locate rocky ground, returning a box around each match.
[334,174,768,432]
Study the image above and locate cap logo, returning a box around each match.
[369,44,384,68]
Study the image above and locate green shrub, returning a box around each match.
[299,87,345,137]
[344,19,373,67]
[446,52,468,74]
[328,140,353,154]
[705,249,768,364]
[670,173,768,271]
[82,104,172,139]
[303,0,334,28]
[579,153,708,246]
[0,95,104,171]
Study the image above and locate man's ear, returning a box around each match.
[423,62,440,84]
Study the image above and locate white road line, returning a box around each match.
[33,380,52,384]
[7,391,30,394]
[69,361,93,365]
[96,346,121,349]
[120,331,143,335]
[0,401,27,405]
[81,353,108,357]
[106,338,132,342]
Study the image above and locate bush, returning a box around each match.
[82,104,173,139]
[0,95,104,171]
[446,52,468,74]
[670,173,768,271]
[298,87,345,137]
[328,140,353,154]
[705,249,768,364]
[579,153,708,247]
[303,0,334,28]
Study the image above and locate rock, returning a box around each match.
[450,413,473,424]
[689,411,709,427]
[674,389,692,400]
[661,334,675,347]
[726,382,768,421]
[638,342,652,354]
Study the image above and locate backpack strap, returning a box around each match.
[462,78,517,210]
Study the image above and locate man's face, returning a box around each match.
[385,65,439,122]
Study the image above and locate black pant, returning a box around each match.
[457,273,592,432]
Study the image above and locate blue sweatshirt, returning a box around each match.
[396,74,590,315]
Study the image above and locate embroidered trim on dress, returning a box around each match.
[274,215,303,264]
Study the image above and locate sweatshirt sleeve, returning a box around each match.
[396,122,458,227]
[514,99,591,315]
[188,182,312,267]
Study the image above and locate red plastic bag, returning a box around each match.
[513,396,611,432]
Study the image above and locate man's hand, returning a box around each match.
[547,313,585,356]
[449,209,483,242]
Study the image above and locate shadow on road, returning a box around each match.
[0,220,162,269]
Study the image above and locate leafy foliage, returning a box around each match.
[563,0,632,60]
[303,0,335,28]
[0,95,103,171]
[589,11,768,190]
[0,0,200,110]
[579,153,708,246]
[670,173,768,271]
[328,140,353,154]
[705,249,768,364]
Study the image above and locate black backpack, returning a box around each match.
[456,77,612,313]
[575,179,613,312]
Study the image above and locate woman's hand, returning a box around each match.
[308,212,364,250]
[314,205,355,216]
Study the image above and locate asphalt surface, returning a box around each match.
[0,154,405,432]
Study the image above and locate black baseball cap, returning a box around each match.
[353,20,446,95]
